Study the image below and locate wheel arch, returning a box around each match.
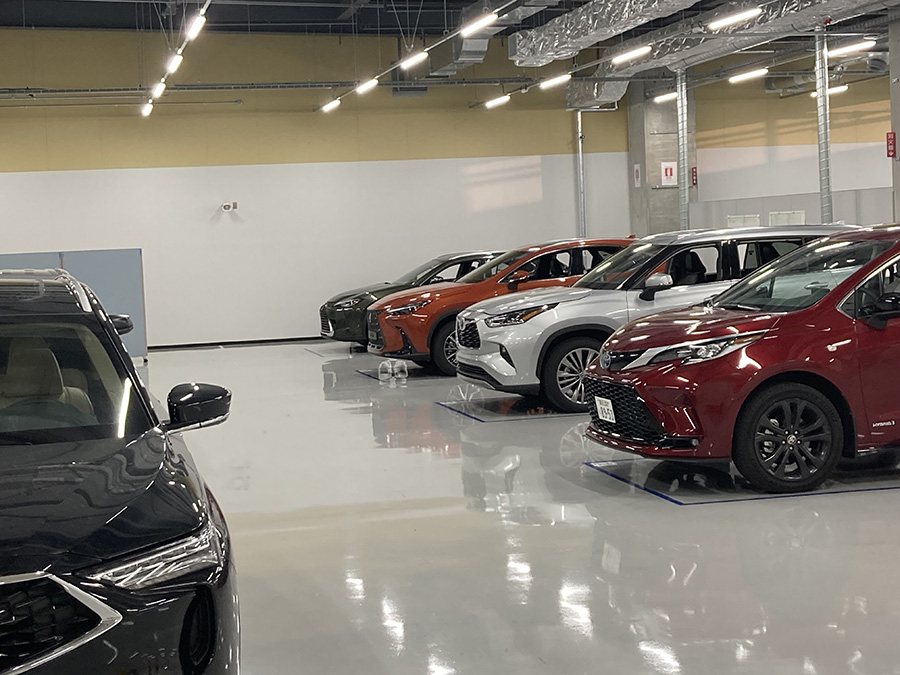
[737,371,857,459]
[537,324,617,376]
[427,310,460,347]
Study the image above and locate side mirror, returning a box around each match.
[506,269,530,291]
[866,292,900,329]
[164,383,231,432]
[639,273,674,301]
[110,314,134,335]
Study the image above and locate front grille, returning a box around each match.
[319,306,332,335]
[0,577,102,671]
[584,377,666,445]
[605,349,644,372]
[456,318,481,349]
[367,310,385,348]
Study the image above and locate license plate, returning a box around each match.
[594,396,616,423]
[368,331,377,341]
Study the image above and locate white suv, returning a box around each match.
[456,226,850,412]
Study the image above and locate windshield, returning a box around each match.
[713,239,893,313]
[0,316,153,445]
[575,243,665,290]
[457,249,530,283]
[393,258,443,285]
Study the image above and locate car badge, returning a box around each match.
[600,350,612,370]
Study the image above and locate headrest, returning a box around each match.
[2,348,64,399]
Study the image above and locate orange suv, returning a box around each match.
[367,238,631,374]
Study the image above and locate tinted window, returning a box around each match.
[524,250,574,280]
[575,243,666,290]
[394,259,443,285]
[458,250,531,283]
[715,239,893,313]
[0,317,152,443]
[663,245,722,285]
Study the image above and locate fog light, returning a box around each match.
[180,590,216,674]
[499,345,515,368]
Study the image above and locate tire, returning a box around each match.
[733,383,843,493]
[541,336,606,413]
[430,321,459,376]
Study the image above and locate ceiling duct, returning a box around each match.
[429,0,564,77]
[509,0,698,67]
[568,0,900,108]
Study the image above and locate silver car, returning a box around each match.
[456,226,851,412]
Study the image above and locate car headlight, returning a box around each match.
[649,332,765,366]
[387,299,432,316]
[87,520,224,590]
[485,304,558,328]
[336,297,365,309]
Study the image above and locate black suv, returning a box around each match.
[0,269,237,674]
[320,250,500,344]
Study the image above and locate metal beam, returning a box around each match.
[676,69,689,230]
[337,0,371,20]
[814,29,834,223]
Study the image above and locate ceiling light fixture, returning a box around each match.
[460,13,498,37]
[539,73,572,89]
[356,78,379,94]
[728,67,769,83]
[151,81,167,99]
[166,53,184,74]
[611,45,652,65]
[485,94,511,108]
[653,91,678,103]
[706,6,762,31]
[141,102,154,117]
[811,84,849,97]
[826,39,877,58]
[321,99,341,112]
[186,13,207,41]
[400,51,429,70]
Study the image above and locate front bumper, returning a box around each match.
[455,316,542,395]
[320,303,368,342]
[366,310,429,360]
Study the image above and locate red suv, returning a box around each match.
[583,226,900,493]
[367,239,630,375]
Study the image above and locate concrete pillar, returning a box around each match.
[891,21,900,221]
[627,79,698,237]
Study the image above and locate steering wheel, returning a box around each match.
[857,286,882,314]
[0,398,96,427]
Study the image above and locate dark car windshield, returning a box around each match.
[575,243,665,290]
[0,316,152,445]
[713,239,893,313]
[393,258,444,285]
[457,249,530,283]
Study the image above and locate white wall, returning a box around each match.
[0,151,630,345]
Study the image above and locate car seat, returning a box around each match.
[669,251,708,285]
[0,346,94,416]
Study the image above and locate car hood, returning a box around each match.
[604,304,783,353]
[326,282,409,304]
[466,286,594,316]
[369,282,471,311]
[0,429,204,576]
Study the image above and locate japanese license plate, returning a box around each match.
[594,396,616,423]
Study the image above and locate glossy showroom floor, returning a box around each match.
[146,341,900,675]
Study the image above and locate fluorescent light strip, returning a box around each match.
[485,94,510,109]
[460,13,498,37]
[400,51,429,70]
[611,45,651,65]
[186,14,207,40]
[151,81,167,99]
[706,6,762,31]
[826,39,876,58]
[653,91,678,103]
[811,84,849,98]
[728,67,768,83]
[140,102,153,117]
[166,53,184,74]
[321,98,341,112]
[356,78,379,94]
[539,73,572,89]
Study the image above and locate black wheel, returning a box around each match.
[541,336,606,413]
[733,383,843,493]
[430,321,459,376]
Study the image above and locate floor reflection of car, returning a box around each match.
[585,227,900,492]
[0,269,237,675]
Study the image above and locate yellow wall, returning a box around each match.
[0,28,627,172]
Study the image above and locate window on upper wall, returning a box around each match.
[769,211,806,227]
[727,214,760,229]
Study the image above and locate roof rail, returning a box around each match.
[0,268,92,312]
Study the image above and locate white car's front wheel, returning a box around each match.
[541,336,606,413]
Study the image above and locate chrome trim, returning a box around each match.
[0,572,122,675]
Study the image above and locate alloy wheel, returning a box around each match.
[753,398,834,482]
[444,330,459,368]
[556,346,600,404]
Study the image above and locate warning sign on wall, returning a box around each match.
[661,162,678,187]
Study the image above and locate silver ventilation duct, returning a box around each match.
[429,0,564,77]
[568,0,900,108]
[509,0,698,68]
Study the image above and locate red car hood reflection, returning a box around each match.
[604,305,783,353]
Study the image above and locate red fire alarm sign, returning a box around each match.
[888,132,896,158]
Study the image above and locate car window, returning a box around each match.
[393,258,443,285]
[531,250,574,280]
[736,238,806,277]
[854,257,900,317]
[0,318,152,443]
[427,262,465,284]
[575,243,667,290]
[578,246,619,274]
[663,245,722,285]
[459,250,530,283]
